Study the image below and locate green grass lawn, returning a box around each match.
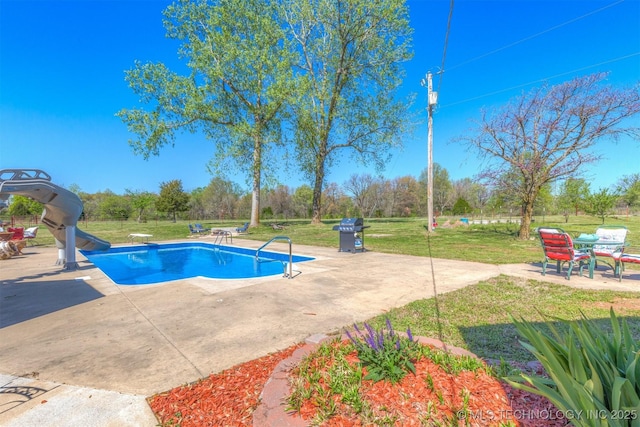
[12,214,640,363]
[16,214,640,261]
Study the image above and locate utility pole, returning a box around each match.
[421,72,437,232]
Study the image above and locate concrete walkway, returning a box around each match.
[1,239,638,426]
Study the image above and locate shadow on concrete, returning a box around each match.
[0,383,50,414]
[0,268,104,328]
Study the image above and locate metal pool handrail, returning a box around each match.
[255,236,294,279]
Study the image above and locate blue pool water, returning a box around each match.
[81,242,315,285]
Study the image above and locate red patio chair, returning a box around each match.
[7,227,24,241]
[537,227,591,280]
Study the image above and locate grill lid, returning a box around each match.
[332,218,365,231]
[340,218,363,227]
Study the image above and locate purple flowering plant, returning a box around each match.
[345,318,420,383]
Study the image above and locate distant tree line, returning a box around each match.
[2,170,639,225]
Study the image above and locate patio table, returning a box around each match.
[573,236,626,279]
[0,232,14,241]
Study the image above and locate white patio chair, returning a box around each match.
[23,226,39,245]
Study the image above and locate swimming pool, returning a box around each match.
[80,242,315,285]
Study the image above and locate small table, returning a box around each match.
[573,237,626,278]
[0,232,14,241]
[128,233,153,244]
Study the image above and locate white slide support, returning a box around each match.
[0,169,110,269]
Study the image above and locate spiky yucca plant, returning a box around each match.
[507,308,640,427]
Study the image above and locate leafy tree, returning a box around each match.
[467,182,490,213]
[616,173,640,209]
[201,178,241,220]
[292,185,313,218]
[99,192,132,220]
[7,195,43,216]
[490,159,550,219]
[584,188,619,224]
[420,164,453,216]
[452,198,472,215]
[118,0,296,228]
[533,184,553,218]
[556,178,590,222]
[387,176,420,217]
[321,182,350,219]
[261,206,273,219]
[156,180,190,222]
[265,185,293,219]
[283,0,414,223]
[451,178,473,207]
[460,73,640,239]
[80,192,102,221]
[398,176,420,217]
[188,187,207,220]
[235,193,253,220]
[126,189,157,223]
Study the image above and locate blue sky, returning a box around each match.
[1,0,639,195]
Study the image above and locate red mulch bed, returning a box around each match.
[148,342,569,426]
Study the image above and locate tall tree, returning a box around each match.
[264,185,293,219]
[201,178,241,219]
[616,173,640,209]
[343,174,384,218]
[117,0,296,228]
[461,73,640,239]
[321,182,350,218]
[420,164,453,216]
[7,195,43,217]
[283,0,414,223]
[584,188,619,224]
[188,187,207,220]
[156,180,190,222]
[292,184,314,218]
[467,181,490,213]
[99,192,133,221]
[126,189,157,223]
[390,176,420,217]
[556,177,590,222]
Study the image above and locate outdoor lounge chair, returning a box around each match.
[7,227,24,241]
[593,225,628,258]
[23,226,38,245]
[195,223,210,233]
[537,227,591,280]
[189,224,210,234]
[236,222,249,234]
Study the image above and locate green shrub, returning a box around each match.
[506,309,640,426]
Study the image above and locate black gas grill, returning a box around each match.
[332,218,369,253]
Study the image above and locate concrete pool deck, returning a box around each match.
[1,238,639,426]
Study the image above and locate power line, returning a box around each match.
[436,0,455,95]
[441,51,640,108]
[446,0,625,73]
